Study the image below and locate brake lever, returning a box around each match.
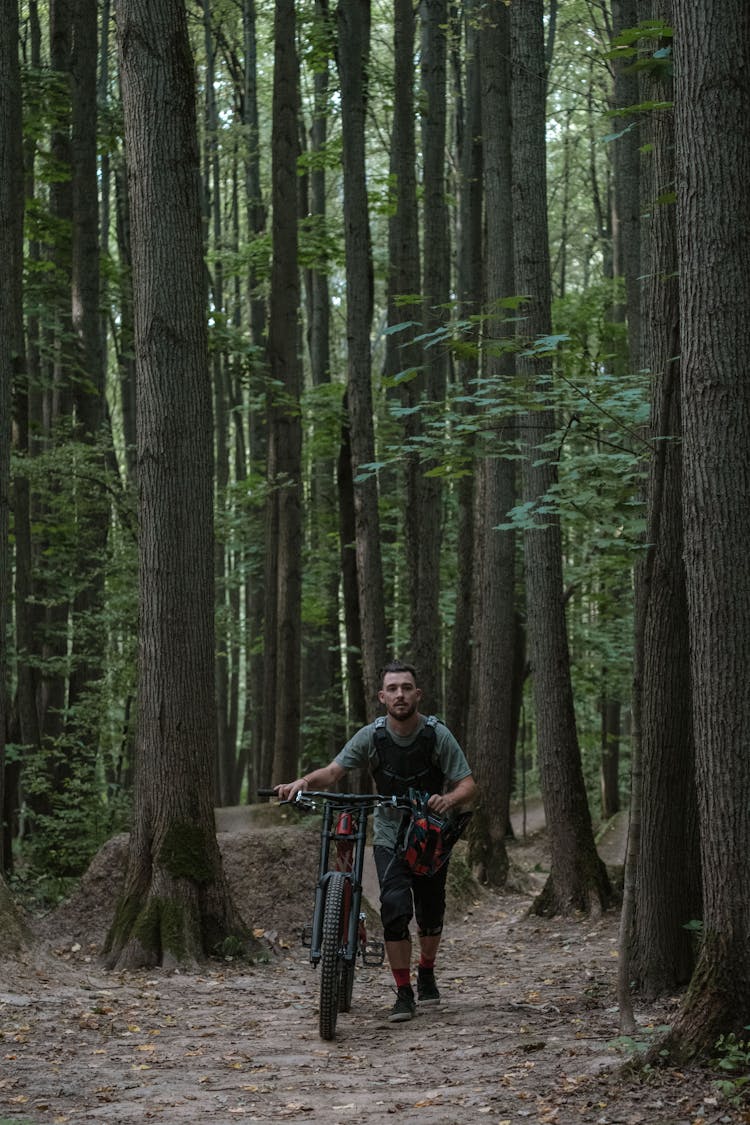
[294,791,317,812]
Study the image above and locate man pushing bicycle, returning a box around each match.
[275,659,476,1023]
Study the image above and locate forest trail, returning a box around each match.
[0,813,739,1125]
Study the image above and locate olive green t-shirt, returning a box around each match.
[334,715,472,848]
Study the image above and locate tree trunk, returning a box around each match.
[336,0,386,712]
[106,0,245,970]
[410,0,449,712]
[241,0,267,796]
[0,0,25,876]
[202,0,233,806]
[511,0,611,916]
[267,0,303,785]
[659,0,750,1059]
[301,0,343,763]
[67,0,109,764]
[616,4,701,1017]
[387,0,422,687]
[610,0,641,368]
[446,0,482,744]
[466,0,515,888]
[12,0,43,839]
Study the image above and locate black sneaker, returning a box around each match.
[417,968,440,1005]
[388,986,416,1022]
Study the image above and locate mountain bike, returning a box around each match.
[258,788,410,1040]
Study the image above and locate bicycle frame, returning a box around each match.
[308,798,372,969]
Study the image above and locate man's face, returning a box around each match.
[379,672,422,721]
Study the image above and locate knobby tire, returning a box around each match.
[319,872,349,1039]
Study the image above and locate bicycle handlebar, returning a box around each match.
[256,787,411,810]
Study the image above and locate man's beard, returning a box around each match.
[387,700,418,721]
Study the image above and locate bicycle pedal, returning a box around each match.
[301,923,313,948]
[361,939,386,966]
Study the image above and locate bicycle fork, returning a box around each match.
[303,805,385,967]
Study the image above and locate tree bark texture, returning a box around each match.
[663,0,750,1057]
[387,0,422,684]
[1,0,25,876]
[446,0,482,743]
[410,0,449,712]
[466,0,515,888]
[107,0,244,970]
[301,0,345,763]
[610,0,641,367]
[67,0,109,726]
[629,1,700,997]
[511,0,611,916]
[267,0,303,785]
[336,0,386,713]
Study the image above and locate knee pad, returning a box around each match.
[383,915,411,942]
[418,922,443,938]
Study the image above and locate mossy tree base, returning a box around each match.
[103,823,254,971]
[647,935,750,1065]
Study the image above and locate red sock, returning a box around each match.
[393,968,411,989]
[419,957,435,971]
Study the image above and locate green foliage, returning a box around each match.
[22,738,130,879]
[298,212,345,271]
[603,20,673,81]
[608,1024,672,1059]
[712,1030,750,1104]
[10,429,136,879]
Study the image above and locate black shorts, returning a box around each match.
[373,844,449,936]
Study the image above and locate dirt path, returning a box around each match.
[0,820,742,1125]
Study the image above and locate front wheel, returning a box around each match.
[319,872,350,1039]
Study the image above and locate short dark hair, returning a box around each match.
[379,659,418,686]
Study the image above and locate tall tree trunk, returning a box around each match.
[202,0,234,805]
[301,0,343,762]
[410,0,449,712]
[610,0,641,369]
[336,0,385,713]
[466,0,515,887]
[241,0,267,795]
[268,0,303,785]
[11,0,42,851]
[511,0,611,916]
[627,1,700,1000]
[659,0,750,1059]
[387,0,422,679]
[446,0,481,742]
[67,0,109,729]
[0,0,25,879]
[106,0,245,970]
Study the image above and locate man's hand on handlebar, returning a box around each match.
[274,778,310,802]
[427,792,454,817]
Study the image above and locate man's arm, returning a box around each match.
[275,761,347,802]
[428,774,477,817]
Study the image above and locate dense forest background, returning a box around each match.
[1,0,749,1061]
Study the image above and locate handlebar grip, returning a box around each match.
[257,787,278,797]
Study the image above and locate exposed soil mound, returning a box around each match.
[36,811,484,959]
[34,822,323,956]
